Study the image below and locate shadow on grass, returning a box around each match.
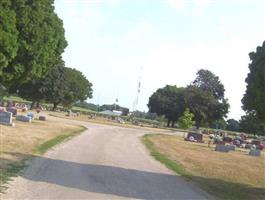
[1,152,265,199]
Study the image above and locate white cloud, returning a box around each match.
[166,0,186,11]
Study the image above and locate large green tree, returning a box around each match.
[59,67,93,109]
[1,0,67,91]
[0,0,18,95]
[185,69,229,128]
[17,60,93,110]
[148,85,186,127]
[226,119,240,132]
[0,0,18,75]
[242,41,265,122]
[240,113,265,136]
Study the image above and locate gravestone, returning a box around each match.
[249,149,261,157]
[223,136,233,143]
[227,145,236,151]
[215,144,230,152]
[6,107,17,116]
[39,116,46,121]
[27,113,34,119]
[16,115,32,122]
[186,132,203,141]
[252,140,261,146]
[0,111,14,126]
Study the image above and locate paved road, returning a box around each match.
[2,118,213,199]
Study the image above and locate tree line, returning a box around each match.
[148,69,229,129]
[0,0,93,108]
[148,41,265,135]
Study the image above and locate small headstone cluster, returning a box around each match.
[0,102,47,127]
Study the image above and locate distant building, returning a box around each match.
[100,110,122,116]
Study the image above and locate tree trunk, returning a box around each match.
[171,121,175,128]
[52,102,59,111]
[30,101,35,110]
[167,119,171,127]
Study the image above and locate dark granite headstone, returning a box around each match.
[252,140,261,146]
[223,137,233,143]
[6,107,17,116]
[187,132,203,141]
[249,149,261,157]
[215,144,230,152]
[0,111,14,126]
[39,116,46,121]
[16,115,31,122]
[227,145,236,151]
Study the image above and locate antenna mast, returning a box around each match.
[132,66,143,112]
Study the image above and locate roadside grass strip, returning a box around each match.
[36,126,87,154]
[142,134,191,178]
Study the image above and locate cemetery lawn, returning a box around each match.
[0,119,86,192]
[49,112,171,133]
[143,134,265,200]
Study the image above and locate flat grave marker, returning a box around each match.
[215,144,230,153]
[249,149,261,157]
[39,116,46,121]
[16,115,32,123]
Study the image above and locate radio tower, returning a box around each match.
[132,66,143,112]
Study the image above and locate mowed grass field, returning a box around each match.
[0,115,86,192]
[143,134,265,200]
[49,111,172,133]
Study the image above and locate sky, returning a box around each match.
[54,0,265,120]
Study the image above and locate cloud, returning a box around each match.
[166,0,212,11]
[166,0,186,11]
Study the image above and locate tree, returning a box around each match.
[148,85,186,127]
[17,60,93,110]
[226,119,240,132]
[242,41,265,122]
[2,0,67,91]
[193,69,225,100]
[209,119,227,130]
[0,0,18,89]
[185,70,229,128]
[59,67,93,108]
[239,113,265,136]
[177,108,194,129]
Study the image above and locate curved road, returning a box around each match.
[2,118,213,199]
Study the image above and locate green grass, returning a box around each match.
[3,96,31,104]
[36,126,87,154]
[142,134,191,178]
[3,96,95,114]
